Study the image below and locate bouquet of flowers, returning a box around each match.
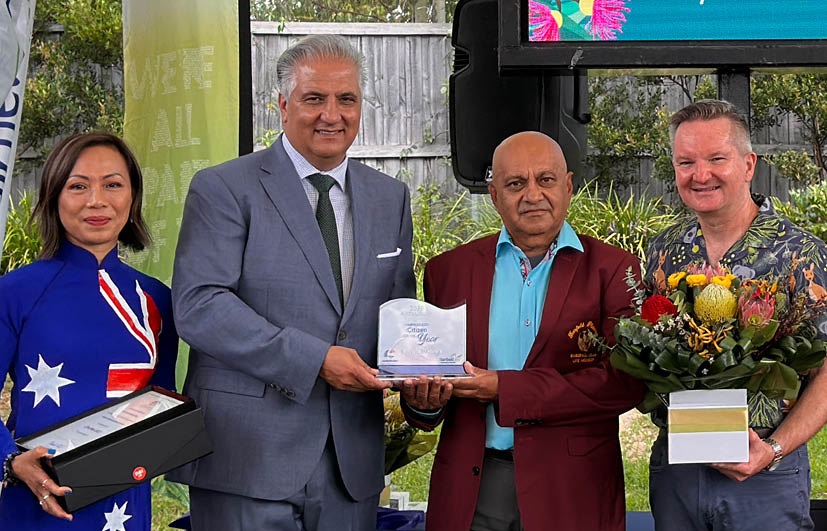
[610,264,827,428]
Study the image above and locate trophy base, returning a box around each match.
[377,364,471,381]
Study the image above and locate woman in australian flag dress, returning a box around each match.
[0,132,178,530]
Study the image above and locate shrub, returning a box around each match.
[1,192,41,275]
[772,182,827,243]
[567,182,681,263]
[411,184,498,299]
[765,150,821,186]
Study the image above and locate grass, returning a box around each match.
[811,427,827,499]
[151,478,188,529]
[390,436,437,502]
[619,411,660,511]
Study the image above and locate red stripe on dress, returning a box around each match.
[107,368,155,391]
[98,272,154,354]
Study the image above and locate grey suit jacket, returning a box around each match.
[167,137,415,501]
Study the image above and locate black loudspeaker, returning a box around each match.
[450,0,590,192]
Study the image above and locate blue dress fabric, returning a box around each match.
[0,241,177,530]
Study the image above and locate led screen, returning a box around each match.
[528,0,827,42]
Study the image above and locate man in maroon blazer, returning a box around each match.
[401,131,645,531]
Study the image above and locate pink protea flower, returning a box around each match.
[583,0,629,41]
[738,290,776,329]
[529,0,561,41]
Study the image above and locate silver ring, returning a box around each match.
[40,478,49,487]
[41,493,51,501]
[38,500,43,506]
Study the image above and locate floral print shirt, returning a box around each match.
[644,195,827,428]
[645,195,827,337]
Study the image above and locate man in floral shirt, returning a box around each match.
[645,99,827,530]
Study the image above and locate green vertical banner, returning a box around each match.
[122,0,240,285]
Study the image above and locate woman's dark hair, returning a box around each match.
[32,132,151,259]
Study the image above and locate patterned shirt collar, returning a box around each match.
[495,221,583,279]
[680,194,774,256]
[280,134,348,190]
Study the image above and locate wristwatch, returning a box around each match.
[763,438,784,471]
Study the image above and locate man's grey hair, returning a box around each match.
[276,34,366,99]
[669,99,753,154]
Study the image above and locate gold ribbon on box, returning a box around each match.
[668,408,748,433]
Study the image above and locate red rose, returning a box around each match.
[641,294,678,325]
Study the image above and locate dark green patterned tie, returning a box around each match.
[307,173,343,307]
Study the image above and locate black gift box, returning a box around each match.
[16,386,212,512]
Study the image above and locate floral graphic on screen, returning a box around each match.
[529,0,630,41]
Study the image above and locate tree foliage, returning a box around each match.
[586,75,672,187]
[752,73,827,182]
[251,0,457,23]
[18,0,123,171]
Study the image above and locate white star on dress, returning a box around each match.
[102,501,132,531]
[22,354,75,407]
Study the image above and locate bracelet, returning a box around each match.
[762,438,784,471]
[2,451,22,487]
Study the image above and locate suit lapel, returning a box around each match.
[258,139,342,312]
[525,249,581,367]
[342,162,369,322]
[468,239,496,370]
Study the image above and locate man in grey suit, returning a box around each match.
[168,35,415,531]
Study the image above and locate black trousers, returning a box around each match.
[471,450,524,531]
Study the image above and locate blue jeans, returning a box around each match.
[649,432,813,531]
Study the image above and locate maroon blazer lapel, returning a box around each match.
[525,248,581,367]
[467,238,495,370]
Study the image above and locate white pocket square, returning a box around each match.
[377,248,402,259]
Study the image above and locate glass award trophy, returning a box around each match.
[377,298,468,380]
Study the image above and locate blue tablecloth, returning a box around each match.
[169,507,427,530]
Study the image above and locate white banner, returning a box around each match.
[0,0,37,263]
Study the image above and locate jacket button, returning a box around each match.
[337,330,347,341]
[472,466,480,476]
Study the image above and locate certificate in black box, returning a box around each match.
[16,386,212,512]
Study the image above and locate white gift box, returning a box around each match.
[668,389,749,464]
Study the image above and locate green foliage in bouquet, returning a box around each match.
[384,392,437,475]
[610,264,827,428]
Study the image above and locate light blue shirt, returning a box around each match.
[485,221,583,450]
